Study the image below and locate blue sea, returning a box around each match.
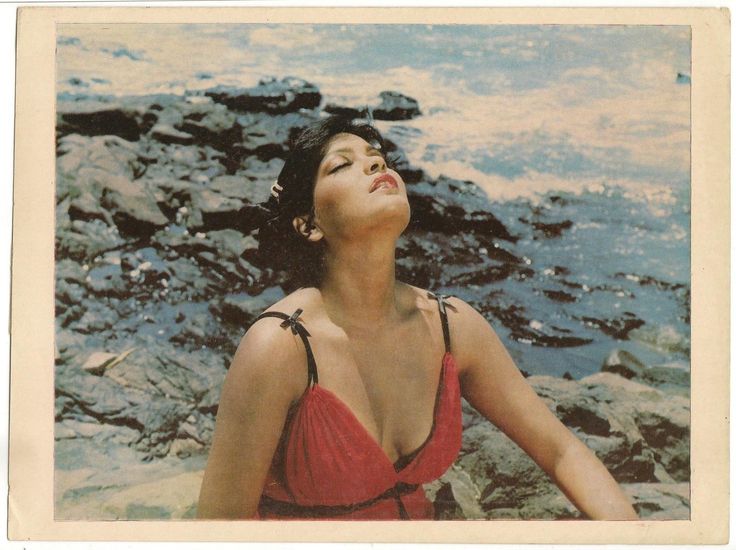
[56,24,691,379]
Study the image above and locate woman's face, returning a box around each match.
[308,132,410,243]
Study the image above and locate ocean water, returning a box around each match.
[56,24,691,378]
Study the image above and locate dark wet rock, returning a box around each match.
[323,103,366,118]
[527,219,573,238]
[482,302,593,348]
[205,77,321,114]
[407,176,516,242]
[614,272,687,292]
[214,286,286,328]
[179,103,241,150]
[57,101,146,141]
[580,312,645,340]
[542,289,577,303]
[373,90,421,121]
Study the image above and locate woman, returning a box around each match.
[197,116,638,520]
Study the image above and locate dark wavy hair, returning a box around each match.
[257,115,393,292]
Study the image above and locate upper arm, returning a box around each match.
[449,298,578,475]
[197,320,307,519]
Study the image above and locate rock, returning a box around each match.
[187,188,243,231]
[425,466,485,519]
[96,470,203,519]
[209,175,270,204]
[234,111,318,163]
[81,348,136,376]
[214,286,286,327]
[323,103,367,118]
[604,349,689,392]
[602,348,647,379]
[542,289,578,303]
[150,123,194,145]
[529,219,573,238]
[85,263,128,297]
[407,176,516,242]
[205,77,321,114]
[621,482,690,519]
[451,372,690,517]
[179,104,241,150]
[373,90,421,120]
[482,301,593,348]
[57,101,146,141]
[56,279,87,309]
[101,177,170,236]
[580,312,645,340]
[57,134,144,195]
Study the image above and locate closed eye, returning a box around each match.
[329,162,351,174]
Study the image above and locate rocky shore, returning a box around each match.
[54,77,690,520]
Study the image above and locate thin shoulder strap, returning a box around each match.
[428,292,454,354]
[254,308,318,387]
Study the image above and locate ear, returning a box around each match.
[292,215,324,243]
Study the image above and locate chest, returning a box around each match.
[310,317,446,461]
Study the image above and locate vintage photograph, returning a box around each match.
[50,20,694,522]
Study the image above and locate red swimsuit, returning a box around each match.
[255,294,462,520]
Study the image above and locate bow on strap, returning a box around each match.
[428,292,456,315]
[280,308,311,337]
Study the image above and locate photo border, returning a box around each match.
[9,6,730,543]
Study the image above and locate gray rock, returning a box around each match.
[205,77,321,114]
[602,348,690,390]
[373,90,421,120]
[101,177,170,236]
[448,372,689,518]
[85,263,128,297]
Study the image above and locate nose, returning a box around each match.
[365,156,386,174]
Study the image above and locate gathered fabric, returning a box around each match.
[255,293,462,520]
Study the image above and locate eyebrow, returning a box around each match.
[326,144,383,157]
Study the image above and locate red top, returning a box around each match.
[255,294,462,520]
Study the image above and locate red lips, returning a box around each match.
[369,174,398,193]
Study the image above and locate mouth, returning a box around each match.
[369,174,399,193]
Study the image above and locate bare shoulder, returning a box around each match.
[225,287,322,406]
[398,283,485,329]
[399,284,501,374]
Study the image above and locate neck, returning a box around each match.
[320,236,399,329]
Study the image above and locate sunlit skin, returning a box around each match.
[197,133,639,520]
